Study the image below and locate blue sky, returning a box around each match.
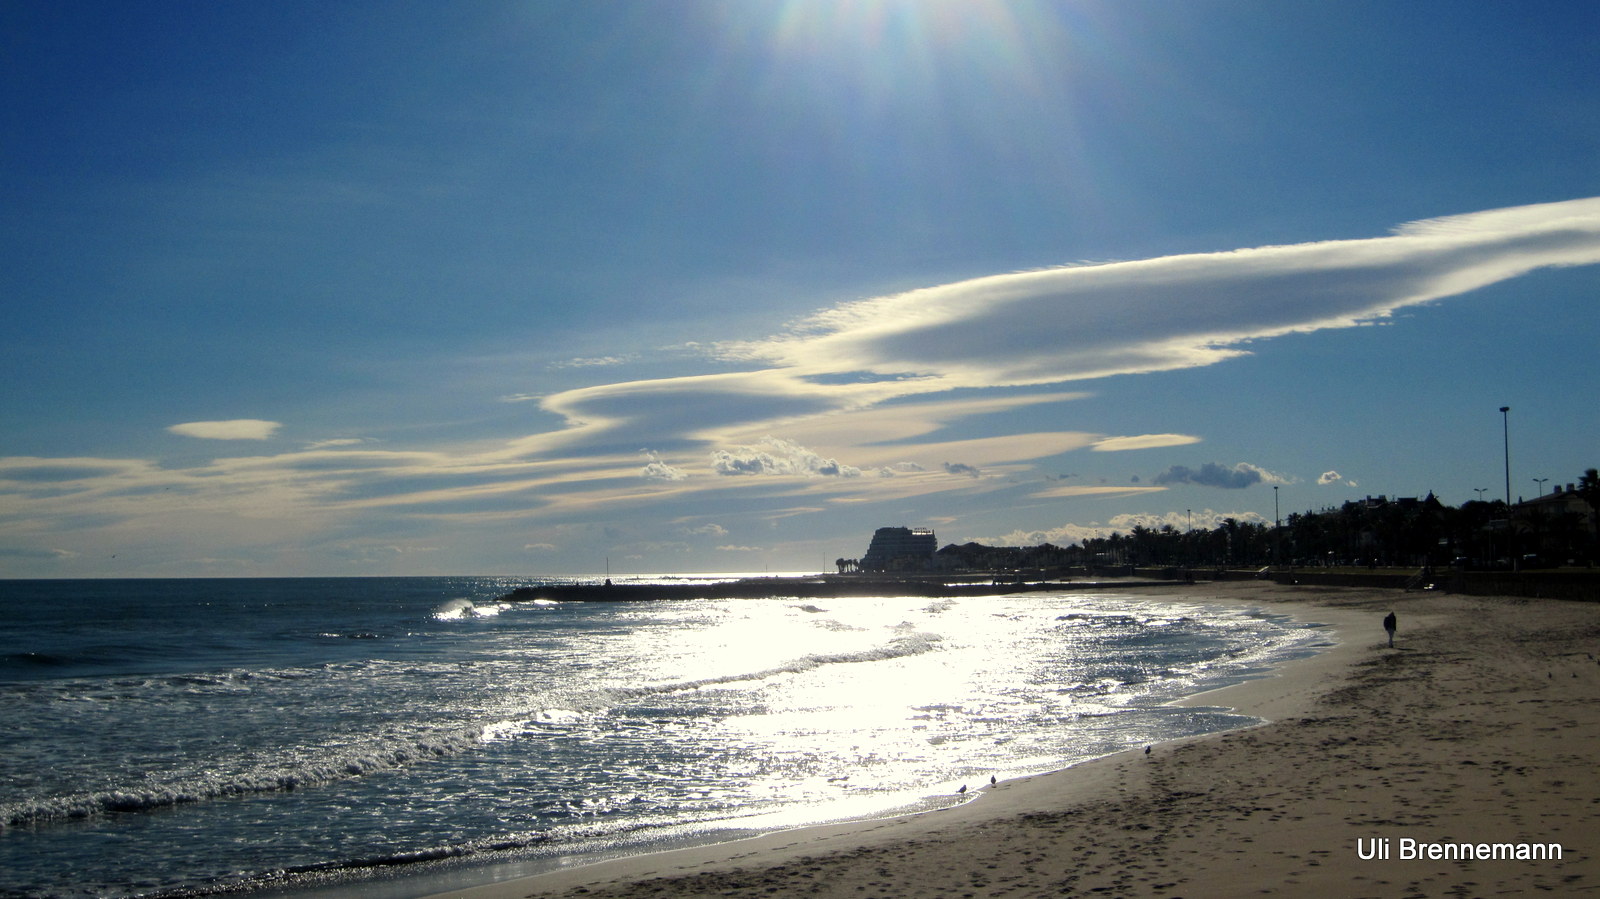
[3,0,1597,577]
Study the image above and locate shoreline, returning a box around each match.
[426,582,1599,898]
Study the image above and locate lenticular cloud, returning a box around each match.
[542,197,1600,453]
[167,420,282,441]
[727,196,1600,389]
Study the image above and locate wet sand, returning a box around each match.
[435,582,1599,898]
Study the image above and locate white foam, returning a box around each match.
[433,598,511,620]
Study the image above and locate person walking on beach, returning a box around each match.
[1383,611,1397,648]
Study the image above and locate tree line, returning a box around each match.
[841,468,1599,573]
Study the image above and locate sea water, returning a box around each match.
[0,577,1330,898]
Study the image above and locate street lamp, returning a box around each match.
[1474,488,1487,502]
[1272,486,1281,567]
[1500,406,1515,572]
[1500,406,1512,506]
[1533,478,1548,496]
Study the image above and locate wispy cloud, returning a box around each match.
[168,420,282,440]
[1092,434,1202,452]
[1031,484,1168,500]
[549,355,636,369]
[0,546,79,560]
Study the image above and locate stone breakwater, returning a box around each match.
[497,576,1178,603]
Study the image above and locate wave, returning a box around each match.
[1,651,74,669]
[0,644,174,676]
[125,832,562,899]
[194,804,783,899]
[2,627,946,831]
[0,720,497,829]
[433,598,514,620]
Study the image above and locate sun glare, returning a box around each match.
[716,0,1080,101]
[701,0,1109,211]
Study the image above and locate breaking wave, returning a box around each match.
[2,627,944,830]
[433,598,511,621]
[1,724,491,828]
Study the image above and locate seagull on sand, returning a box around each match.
[991,775,997,785]
[957,784,967,794]
[1145,745,1152,755]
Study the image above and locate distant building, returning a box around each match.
[860,526,938,572]
[1512,482,1596,563]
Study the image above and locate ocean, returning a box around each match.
[0,576,1331,898]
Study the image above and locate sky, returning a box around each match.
[2,0,1597,578]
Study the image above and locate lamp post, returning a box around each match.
[1272,486,1280,566]
[1533,478,1548,497]
[1500,407,1512,506]
[1500,406,1514,572]
[1474,488,1487,502]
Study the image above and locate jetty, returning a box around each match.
[496,574,1178,604]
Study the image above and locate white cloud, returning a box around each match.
[981,509,1268,546]
[710,436,861,478]
[0,546,79,560]
[1105,509,1268,532]
[1152,462,1290,489]
[875,461,926,477]
[168,419,282,440]
[1092,434,1202,452]
[724,197,1600,391]
[640,450,688,481]
[549,355,635,369]
[1318,470,1357,487]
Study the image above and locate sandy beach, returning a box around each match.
[434,582,1599,899]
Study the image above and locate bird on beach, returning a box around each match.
[991,775,997,785]
[1145,745,1152,755]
